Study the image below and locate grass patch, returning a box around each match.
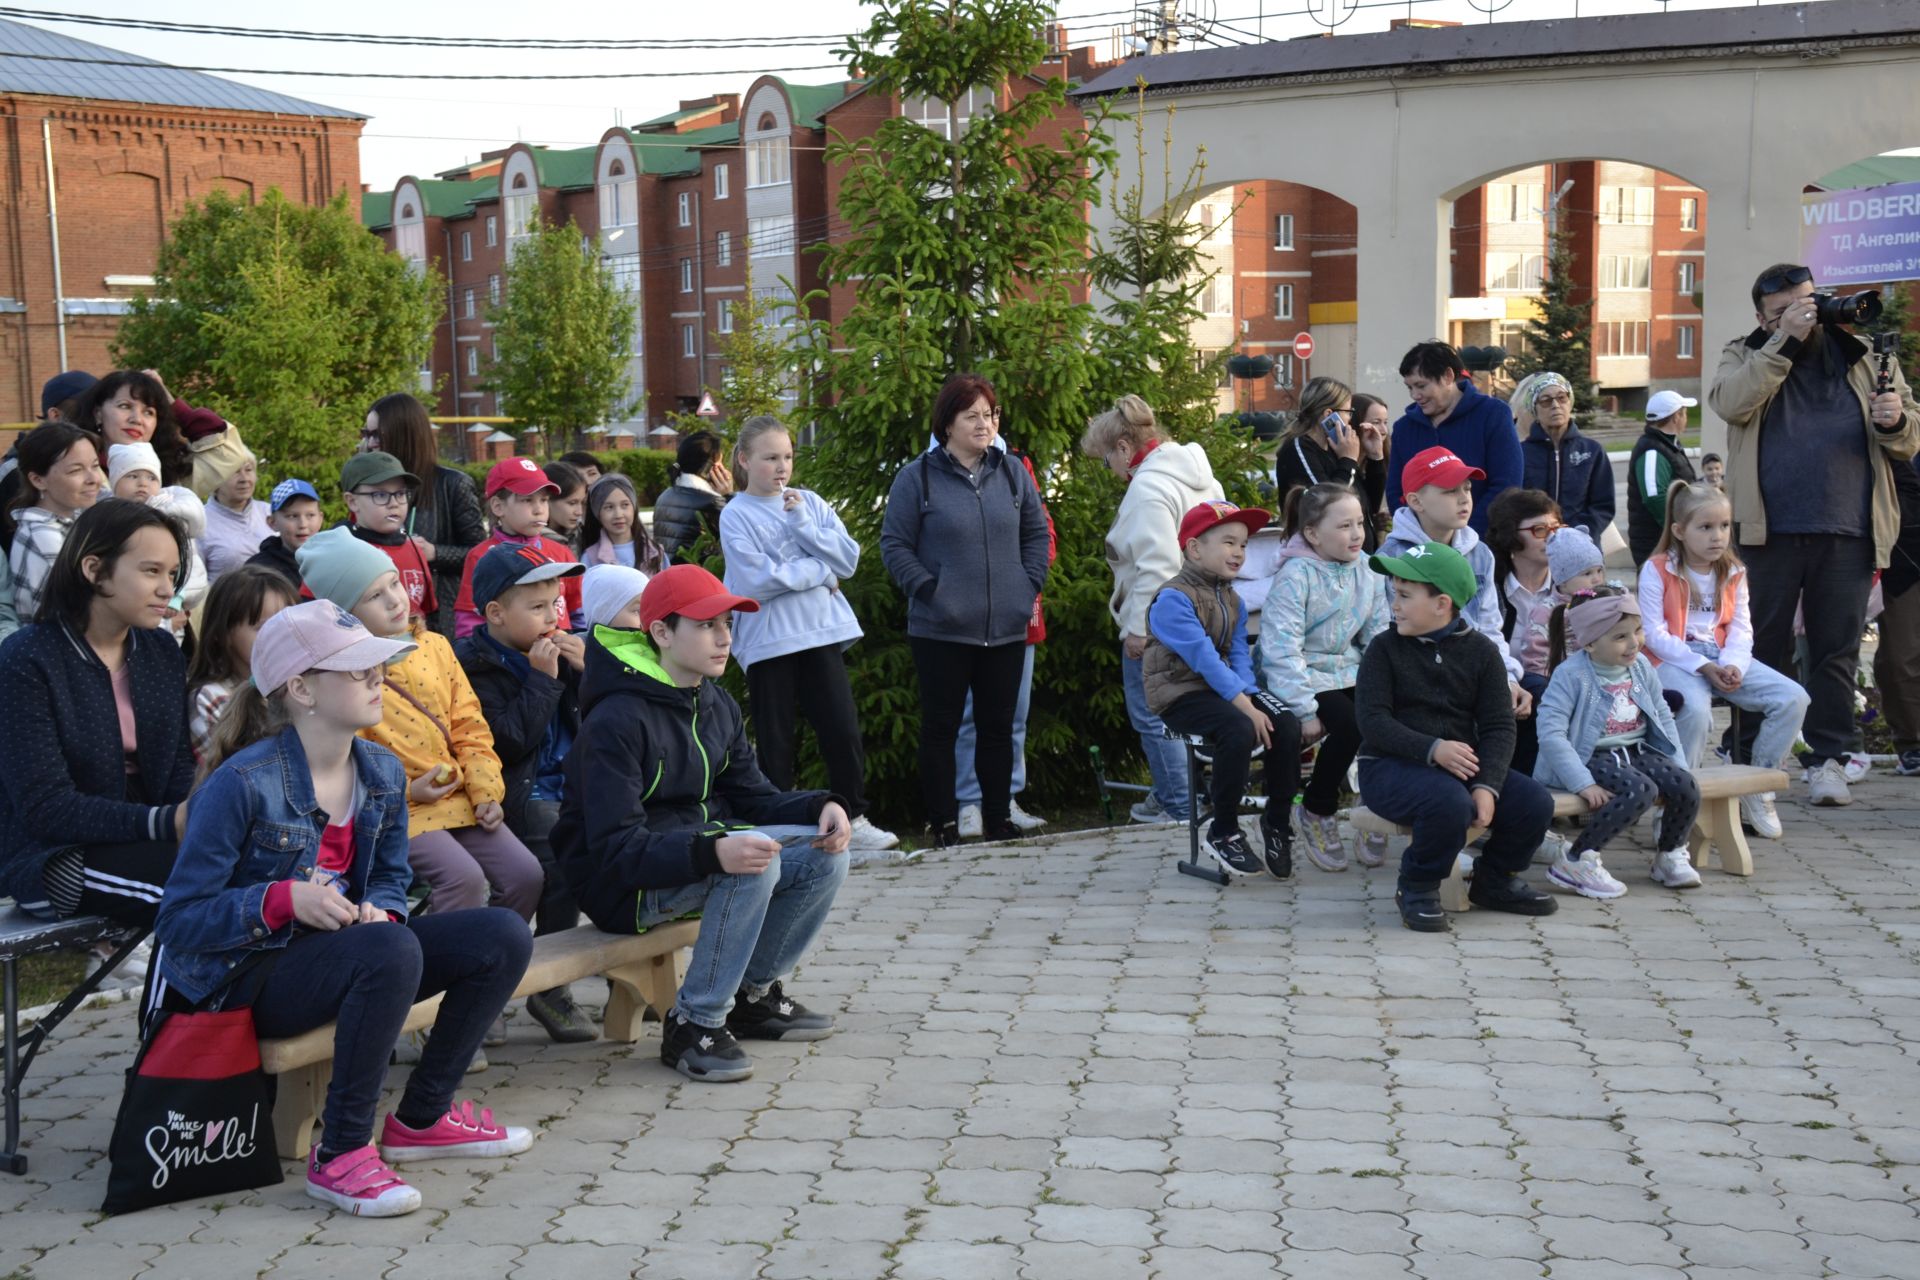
[16,952,90,1009]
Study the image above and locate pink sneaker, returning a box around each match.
[379,1100,533,1163]
[307,1144,422,1217]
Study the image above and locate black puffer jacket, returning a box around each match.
[552,625,831,935]
[652,477,727,564]
[416,465,487,635]
[455,632,579,832]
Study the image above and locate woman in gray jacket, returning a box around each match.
[881,373,1049,848]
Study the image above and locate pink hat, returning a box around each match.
[250,599,418,696]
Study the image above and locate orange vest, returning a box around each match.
[1648,551,1742,667]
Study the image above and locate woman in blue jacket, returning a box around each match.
[1384,341,1524,536]
[880,373,1050,848]
[1513,372,1616,544]
[0,501,193,925]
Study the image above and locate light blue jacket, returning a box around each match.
[1380,504,1521,682]
[1258,536,1391,718]
[1533,650,1686,792]
[718,490,863,670]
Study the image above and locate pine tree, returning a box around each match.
[1866,281,1919,372]
[713,255,793,422]
[1507,225,1598,415]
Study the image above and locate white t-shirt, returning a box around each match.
[1683,567,1720,643]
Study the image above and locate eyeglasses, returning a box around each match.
[349,488,411,507]
[1534,392,1572,407]
[310,666,385,686]
[1756,266,1813,297]
[1520,520,1564,540]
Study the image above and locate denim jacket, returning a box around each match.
[1532,651,1685,793]
[155,727,413,1004]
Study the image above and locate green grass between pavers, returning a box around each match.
[16,952,89,1010]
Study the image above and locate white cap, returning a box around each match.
[107,442,162,487]
[1646,390,1698,421]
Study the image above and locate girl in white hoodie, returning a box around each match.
[719,416,897,855]
[1259,483,1392,871]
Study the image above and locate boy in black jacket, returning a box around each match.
[552,564,851,1083]
[1355,541,1557,933]
[454,542,590,1042]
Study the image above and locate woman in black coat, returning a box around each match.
[652,430,732,564]
[1274,376,1389,550]
[364,393,487,636]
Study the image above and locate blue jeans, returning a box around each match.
[1121,648,1192,821]
[1358,757,1554,885]
[956,644,1034,804]
[638,827,847,1029]
[1659,640,1810,771]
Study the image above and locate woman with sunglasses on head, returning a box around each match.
[1274,377,1388,550]
[1514,372,1615,546]
[1488,488,1573,776]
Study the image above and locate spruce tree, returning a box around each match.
[1508,225,1598,415]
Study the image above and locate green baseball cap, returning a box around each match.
[1369,541,1479,611]
[339,450,419,493]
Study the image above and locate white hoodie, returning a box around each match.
[1104,441,1223,639]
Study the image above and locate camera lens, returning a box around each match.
[1813,290,1884,327]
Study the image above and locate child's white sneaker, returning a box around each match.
[1356,830,1389,868]
[849,815,901,850]
[957,805,984,839]
[1739,792,1782,839]
[1650,848,1703,889]
[1533,831,1571,866]
[1545,851,1627,899]
[1455,849,1475,880]
[1295,806,1348,872]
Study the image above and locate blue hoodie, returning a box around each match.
[1380,505,1522,683]
[1385,377,1524,534]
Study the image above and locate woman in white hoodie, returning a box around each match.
[1080,395,1224,825]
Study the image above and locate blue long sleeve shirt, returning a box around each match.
[1147,587,1256,701]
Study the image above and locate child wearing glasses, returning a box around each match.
[340,452,438,623]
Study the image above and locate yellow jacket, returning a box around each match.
[361,621,505,836]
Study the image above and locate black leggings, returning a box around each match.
[1161,691,1272,841]
[747,644,868,816]
[1272,687,1361,819]
[1576,744,1701,856]
[40,840,179,927]
[909,637,1026,828]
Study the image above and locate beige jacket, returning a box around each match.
[1707,325,1920,567]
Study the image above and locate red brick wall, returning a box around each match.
[1649,182,1707,383]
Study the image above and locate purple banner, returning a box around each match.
[1801,181,1920,287]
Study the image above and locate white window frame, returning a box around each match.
[679,258,693,293]
[682,324,696,357]
[677,192,692,228]
[718,298,735,334]
[746,137,791,188]
[503,193,536,241]
[486,215,498,247]
[465,347,479,377]
[1678,261,1697,294]
[460,231,472,262]
[488,274,501,305]
[1679,197,1699,232]
[748,215,795,257]
[1599,254,1652,291]
[1273,283,1294,319]
[1273,213,1294,251]
[715,230,732,268]
[1677,325,1696,360]
[463,288,476,319]
[714,164,730,200]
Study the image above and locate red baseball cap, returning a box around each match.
[485,457,560,498]
[639,564,760,631]
[1177,500,1271,546]
[1400,446,1485,496]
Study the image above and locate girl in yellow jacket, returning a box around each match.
[297,528,541,918]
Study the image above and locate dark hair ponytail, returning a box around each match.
[1548,584,1626,672]
[1282,481,1363,543]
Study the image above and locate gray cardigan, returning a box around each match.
[1533,650,1686,792]
[880,446,1048,647]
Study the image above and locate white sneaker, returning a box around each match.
[1534,831,1571,866]
[1807,760,1852,808]
[849,815,901,850]
[1355,831,1389,868]
[957,805,984,839]
[1129,796,1172,824]
[1545,851,1628,899]
[1007,799,1048,831]
[1455,849,1475,880]
[1650,847,1703,889]
[1844,752,1871,783]
[1740,791,1783,839]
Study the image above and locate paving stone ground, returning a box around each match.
[7,774,1920,1279]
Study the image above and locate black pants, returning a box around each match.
[517,797,577,937]
[909,637,1025,828]
[1512,673,1551,777]
[1577,744,1701,856]
[40,840,179,927]
[746,644,868,816]
[1161,690,1272,841]
[1358,757,1554,885]
[1740,532,1873,764]
[1276,687,1362,819]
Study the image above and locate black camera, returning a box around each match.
[1814,290,1884,327]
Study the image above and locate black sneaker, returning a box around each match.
[727,981,836,1042]
[525,986,598,1044]
[1395,882,1448,932]
[929,821,963,849]
[981,818,1022,843]
[1468,872,1559,917]
[1258,814,1292,879]
[1204,829,1263,877]
[1896,748,1920,777]
[660,1010,754,1082]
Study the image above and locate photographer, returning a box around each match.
[1709,263,1920,805]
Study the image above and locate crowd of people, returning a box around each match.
[0,260,1916,1218]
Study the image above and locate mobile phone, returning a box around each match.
[1321,410,1347,442]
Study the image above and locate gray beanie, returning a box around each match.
[1546,526,1605,589]
[297,526,399,611]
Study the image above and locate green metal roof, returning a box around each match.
[774,79,854,127]
[1814,154,1920,191]
[362,191,391,229]
[531,146,598,190]
[362,176,497,229]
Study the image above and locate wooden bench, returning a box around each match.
[260,919,698,1159]
[2,909,143,1175]
[1348,764,1789,913]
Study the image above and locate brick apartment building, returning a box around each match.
[0,17,364,424]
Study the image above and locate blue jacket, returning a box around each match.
[1521,423,1616,544]
[1532,651,1685,793]
[0,621,194,909]
[1379,505,1521,683]
[1385,377,1524,535]
[154,728,412,1004]
[880,446,1048,647]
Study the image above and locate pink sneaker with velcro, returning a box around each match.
[378,1100,533,1163]
[307,1144,422,1217]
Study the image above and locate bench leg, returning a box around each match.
[272,1062,326,1161]
[2,958,23,1175]
[604,949,687,1044]
[1690,795,1755,877]
[1177,744,1230,887]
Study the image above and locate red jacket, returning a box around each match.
[1014,450,1056,645]
[454,531,584,637]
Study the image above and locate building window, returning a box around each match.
[1598,254,1652,290]
[677,192,692,227]
[1677,325,1696,360]
[682,324,696,357]
[486,215,498,247]
[1596,320,1650,357]
[463,288,476,319]
[1487,253,1522,291]
[488,274,501,304]
[715,230,732,267]
[1600,186,1655,226]
[679,258,693,293]
[608,253,640,299]
[905,89,985,140]
[394,222,427,274]
[746,136,791,188]
[715,164,730,199]
[599,170,636,228]
[718,299,735,334]
[748,215,795,257]
[1679,197,1699,231]
[1272,214,1294,251]
[466,347,480,377]
[1484,181,1545,223]
[1273,283,1294,319]
[754,281,797,327]
[460,231,472,261]
[1197,274,1229,317]
[503,192,536,241]
[1678,261,1697,295]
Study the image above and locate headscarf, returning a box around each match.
[588,472,639,518]
[1509,371,1574,432]
[1567,591,1640,653]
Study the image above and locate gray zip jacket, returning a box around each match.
[881,445,1048,646]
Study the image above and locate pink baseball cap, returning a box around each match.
[485,457,560,498]
[250,599,418,696]
[1400,446,1485,496]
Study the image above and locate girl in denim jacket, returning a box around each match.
[1535,587,1702,897]
[154,600,534,1219]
